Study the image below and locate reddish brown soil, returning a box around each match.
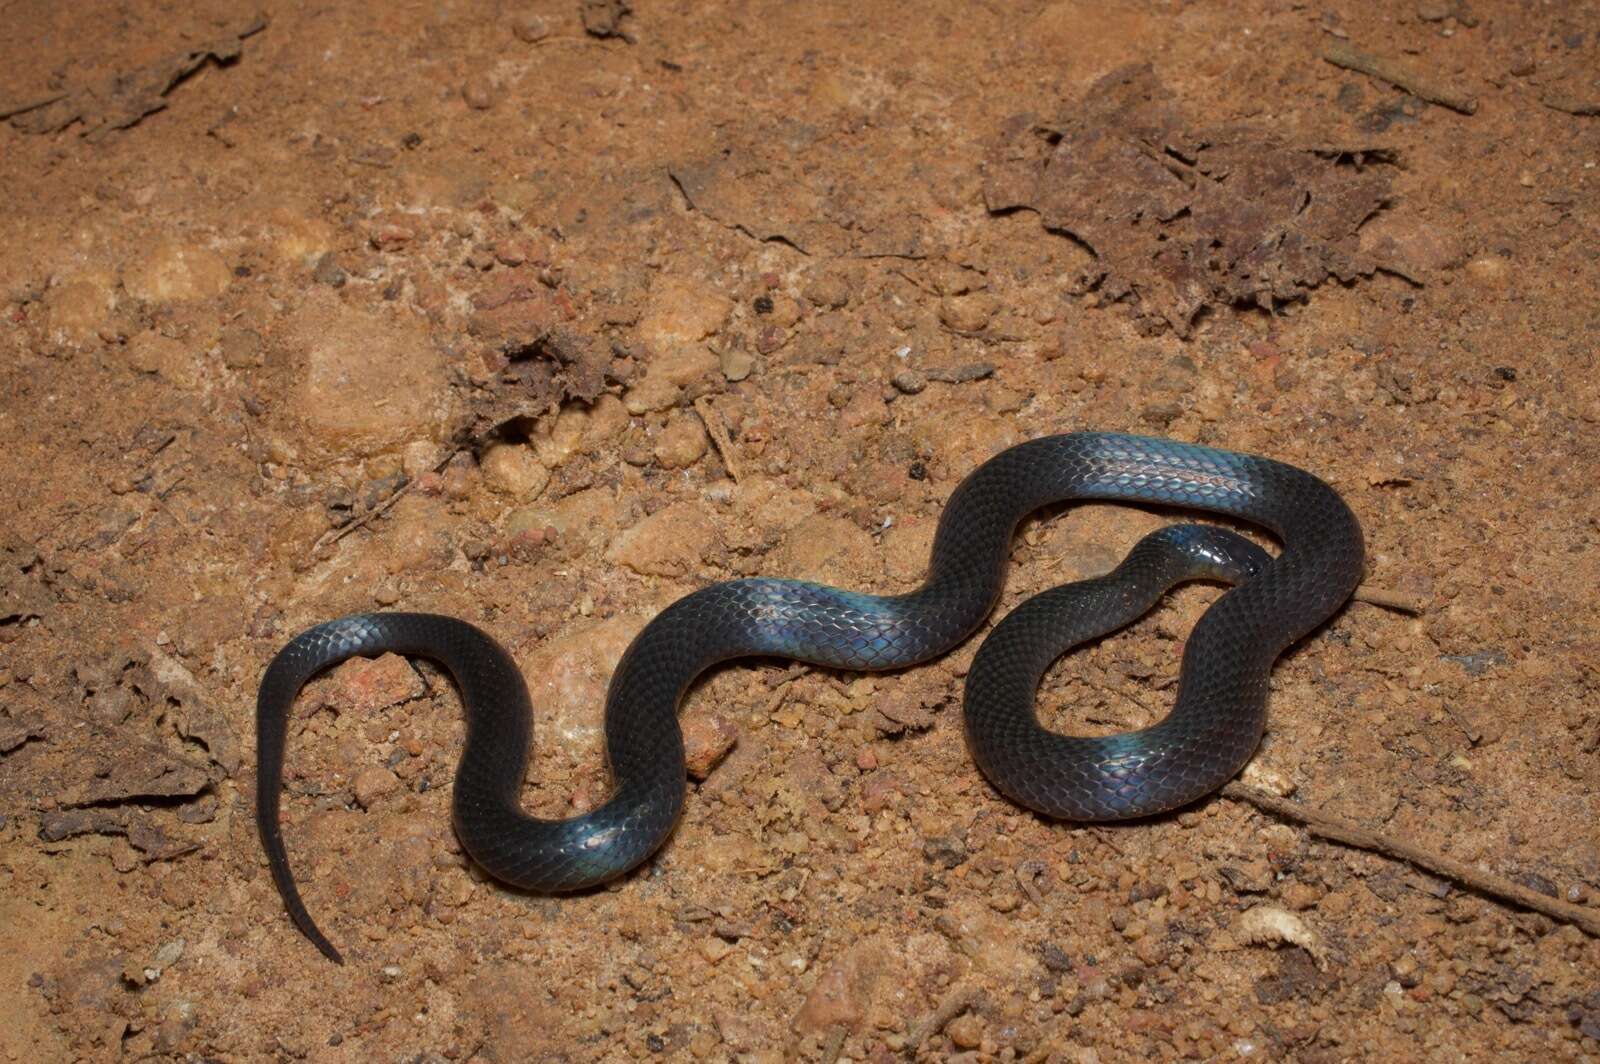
[2,1,1598,1061]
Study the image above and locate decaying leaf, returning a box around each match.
[144,648,240,776]
[60,734,211,807]
[1,14,268,141]
[0,526,52,634]
[0,707,48,753]
[984,64,1405,336]
[39,808,201,862]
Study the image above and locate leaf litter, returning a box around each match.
[983,63,1407,336]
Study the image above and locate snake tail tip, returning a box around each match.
[292,911,344,964]
[313,935,345,966]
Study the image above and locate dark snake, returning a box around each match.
[257,432,1363,962]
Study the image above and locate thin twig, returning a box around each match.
[1016,859,1049,908]
[310,476,417,556]
[309,447,464,557]
[1351,584,1429,614]
[0,91,67,120]
[1323,42,1478,115]
[906,985,983,1051]
[693,396,743,482]
[1541,92,1600,117]
[1221,783,1600,937]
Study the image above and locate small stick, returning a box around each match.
[1542,93,1600,117]
[1351,584,1429,614]
[310,446,465,557]
[311,476,417,556]
[1221,783,1600,937]
[1016,859,1049,907]
[0,91,67,120]
[1323,42,1478,115]
[694,396,743,482]
[906,985,983,1051]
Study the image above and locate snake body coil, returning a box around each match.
[257,432,1363,961]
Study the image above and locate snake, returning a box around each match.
[256,432,1363,962]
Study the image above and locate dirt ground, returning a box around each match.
[2,0,1598,1060]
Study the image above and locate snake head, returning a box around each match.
[1153,524,1273,585]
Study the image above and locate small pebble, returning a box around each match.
[986,384,1025,414]
[923,836,967,869]
[481,441,551,498]
[720,348,754,382]
[892,369,927,394]
[354,766,400,808]
[220,327,264,369]
[939,294,994,333]
[1140,401,1183,426]
[765,294,802,328]
[682,714,738,779]
[754,324,788,355]
[654,414,709,469]
[462,78,496,110]
[802,274,850,309]
[1281,881,1323,910]
[370,224,414,250]
[946,1013,984,1050]
[511,12,550,41]
[311,253,346,288]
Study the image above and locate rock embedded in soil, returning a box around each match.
[310,252,346,288]
[511,12,550,41]
[462,78,497,110]
[793,942,883,1033]
[765,293,803,328]
[530,394,630,467]
[290,291,455,457]
[121,240,233,305]
[326,653,423,713]
[653,412,709,469]
[480,441,550,498]
[43,271,120,346]
[607,503,723,577]
[802,273,851,309]
[771,514,874,584]
[627,277,729,412]
[521,615,650,750]
[946,1012,984,1049]
[682,714,738,779]
[353,766,400,808]
[939,294,996,333]
[219,326,264,369]
[504,486,623,556]
[891,368,928,394]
